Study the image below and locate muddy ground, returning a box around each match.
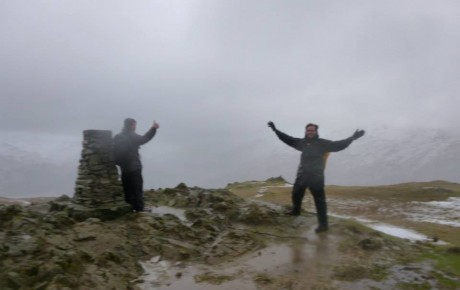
[1,180,459,290]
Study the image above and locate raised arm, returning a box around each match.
[136,121,160,145]
[323,129,365,152]
[268,121,303,151]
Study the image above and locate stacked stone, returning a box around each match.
[73,130,125,207]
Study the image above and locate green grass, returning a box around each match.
[229,180,460,246]
[419,248,460,289]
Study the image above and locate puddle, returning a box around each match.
[407,197,460,227]
[137,230,341,290]
[137,194,457,289]
[331,214,446,243]
[149,206,187,221]
[337,260,444,290]
[367,223,427,241]
[137,256,258,290]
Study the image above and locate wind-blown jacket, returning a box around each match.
[113,127,157,172]
[273,129,354,177]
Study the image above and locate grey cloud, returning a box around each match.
[1,1,459,195]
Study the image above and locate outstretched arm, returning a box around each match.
[267,121,303,151]
[324,129,365,152]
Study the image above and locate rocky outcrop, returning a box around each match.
[0,183,285,290]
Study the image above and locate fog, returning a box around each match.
[1,1,459,196]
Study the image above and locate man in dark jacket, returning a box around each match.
[268,121,365,233]
[113,118,159,212]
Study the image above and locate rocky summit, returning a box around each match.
[0,183,286,290]
[1,180,460,290]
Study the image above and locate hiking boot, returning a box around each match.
[315,225,328,233]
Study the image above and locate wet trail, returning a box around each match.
[138,217,344,290]
[136,208,454,290]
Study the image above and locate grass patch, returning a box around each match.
[426,247,460,275]
[418,247,460,289]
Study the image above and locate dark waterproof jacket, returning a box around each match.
[113,127,157,172]
[274,129,354,177]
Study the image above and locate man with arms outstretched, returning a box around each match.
[268,121,365,233]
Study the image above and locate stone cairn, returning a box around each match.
[71,130,129,219]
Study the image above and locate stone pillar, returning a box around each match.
[71,130,129,218]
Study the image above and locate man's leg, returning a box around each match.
[121,171,134,206]
[310,175,328,232]
[132,170,144,212]
[290,177,308,215]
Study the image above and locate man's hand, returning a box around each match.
[268,121,276,131]
[153,120,160,129]
[352,129,365,140]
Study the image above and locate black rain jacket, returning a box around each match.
[113,127,157,172]
[274,129,354,178]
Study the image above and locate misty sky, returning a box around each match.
[1,1,460,192]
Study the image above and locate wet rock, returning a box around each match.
[5,271,23,288]
[184,208,212,220]
[48,273,79,289]
[6,179,456,290]
[447,246,460,254]
[211,201,232,211]
[36,263,65,281]
[0,205,23,226]
[73,232,97,242]
[49,200,70,212]
[55,195,72,202]
[41,211,75,229]
[66,203,131,221]
[237,203,278,225]
[100,251,123,263]
[175,182,189,191]
[0,184,278,289]
[359,237,385,250]
[265,176,287,183]
[4,234,40,257]
[204,230,262,264]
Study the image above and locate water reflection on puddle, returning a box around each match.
[149,206,187,221]
[138,230,340,290]
[332,214,447,243]
[368,223,426,240]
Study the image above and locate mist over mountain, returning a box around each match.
[0,133,80,197]
[209,125,460,187]
[0,126,459,198]
[325,126,460,185]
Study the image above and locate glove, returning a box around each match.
[352,129,365,140]
[267,121,276,131]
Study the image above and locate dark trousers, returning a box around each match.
[291,173,328,227]
[121,169,144,211]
